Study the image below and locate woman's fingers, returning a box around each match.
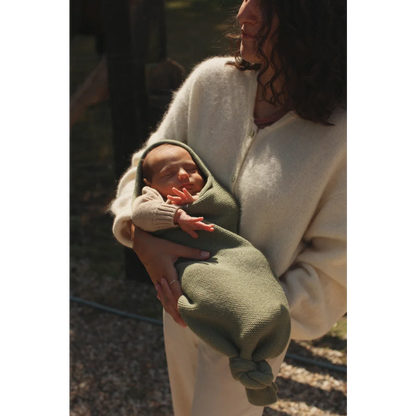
[165,263,182,303]
[129,227,209,327]
[170,242,210,260]
[158,279,187,328]
[156,264,187,328]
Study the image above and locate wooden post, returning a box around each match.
[130,0,167,64]
[103,0,179,282]
[130,0,169,134]
[103,0,150,282]
[103,0,145,180]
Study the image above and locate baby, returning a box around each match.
[131,144,214,237]
[131,140,291,407]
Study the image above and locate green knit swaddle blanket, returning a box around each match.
[133,140,291,406]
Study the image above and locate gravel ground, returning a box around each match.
[70,258,346,416]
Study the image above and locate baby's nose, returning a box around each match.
[178,169,189,180]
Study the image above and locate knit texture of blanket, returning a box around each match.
[133,140,291,406]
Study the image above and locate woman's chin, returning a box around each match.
[240,48,260,64]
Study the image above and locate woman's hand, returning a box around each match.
[130,221,210,328]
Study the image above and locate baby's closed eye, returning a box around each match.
[161,171,174,178]
[184,164,197,172]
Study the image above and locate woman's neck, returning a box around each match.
[254,94,281,119]
[253,71,286,120]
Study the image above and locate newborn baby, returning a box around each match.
[131,143,214,238]
[131,140,291,407]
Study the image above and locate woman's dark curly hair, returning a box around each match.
[226,0,346,125]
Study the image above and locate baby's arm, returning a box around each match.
[133,186,213,238]
[174,209,214,239]
[131,187,179,232]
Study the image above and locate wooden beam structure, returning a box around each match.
[101,0,186,282]
[103,0,150,281]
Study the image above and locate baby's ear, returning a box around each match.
[143,178,151,187]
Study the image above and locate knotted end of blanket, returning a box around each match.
[229,357,274,390]
[230,357,278,405]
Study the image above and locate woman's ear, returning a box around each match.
[143,178,151,187]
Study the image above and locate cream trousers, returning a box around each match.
[163,310,288,416]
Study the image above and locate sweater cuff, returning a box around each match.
[152,204,179,230]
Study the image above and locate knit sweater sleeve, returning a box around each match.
[279,190,347,341]
[108,59,208,247]
[131,187,179,232]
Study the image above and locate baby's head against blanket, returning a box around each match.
[134,141,212,200]
[141,143,206,199]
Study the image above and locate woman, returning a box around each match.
[110,0,346,415]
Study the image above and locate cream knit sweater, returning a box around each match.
[109,57,346,341]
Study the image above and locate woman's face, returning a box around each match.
[237,0,278,64]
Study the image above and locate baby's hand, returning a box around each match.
[174,209,214,239]
[167,188,198,205]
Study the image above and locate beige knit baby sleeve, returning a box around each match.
[131,187,179,232]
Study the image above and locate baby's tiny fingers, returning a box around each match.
[173,188,186,197]
[189,217,204,222]
[185,229,199,239]
[201,224,214,231]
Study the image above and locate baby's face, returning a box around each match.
[143,145,205,198]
